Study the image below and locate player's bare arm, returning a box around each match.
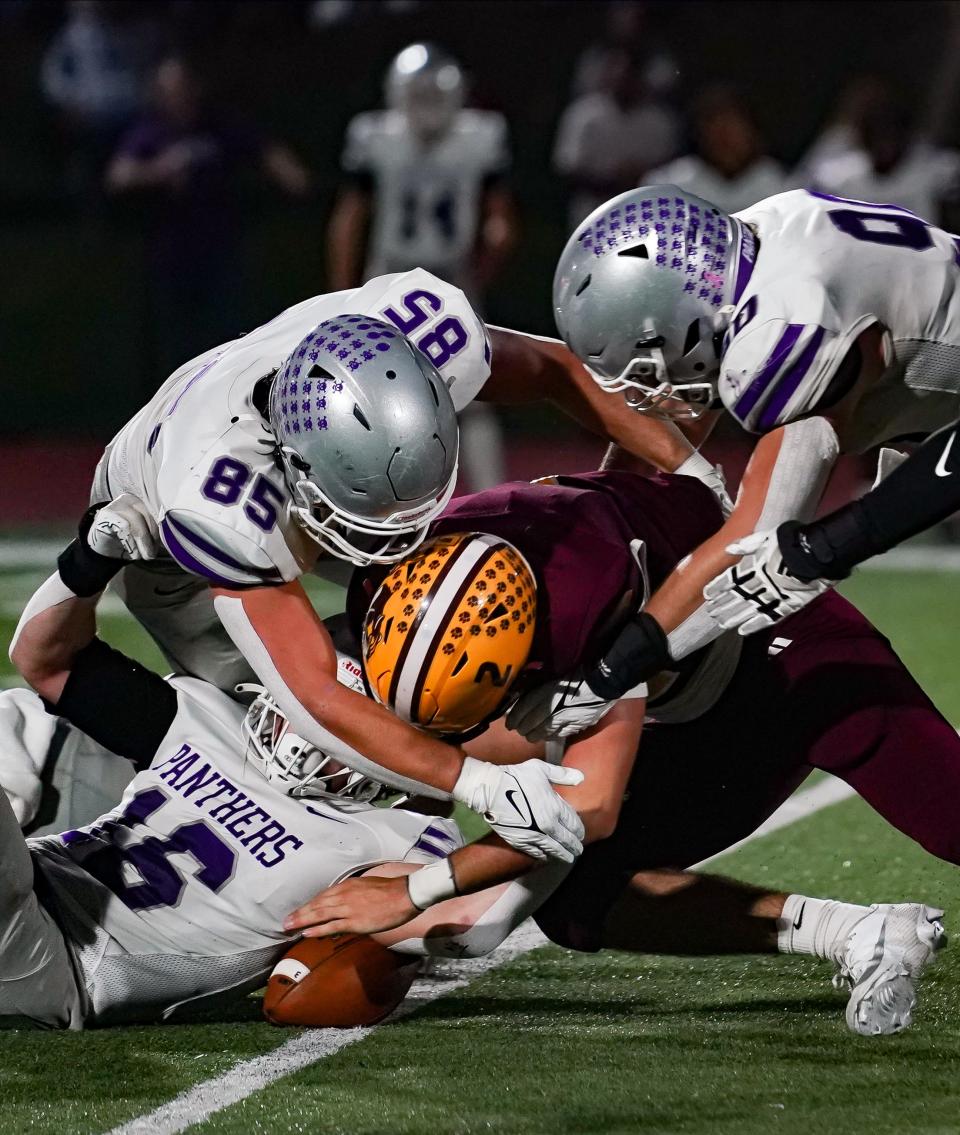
[212,579,469,794]
[284,697,645,939]
[483,327,699,473]
[212,579,584,862]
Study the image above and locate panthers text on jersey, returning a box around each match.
[27,673,461,1025]
[97,270,491,588]
[718,189,960,448]
[341,109,509,289]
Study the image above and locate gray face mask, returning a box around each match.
[270,315,459,566]
[553,185,755,420]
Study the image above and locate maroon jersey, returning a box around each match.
[348,470,722,681]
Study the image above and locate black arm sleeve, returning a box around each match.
[582,612,671,700]
[778,419,960,581]
[48,639,178,770]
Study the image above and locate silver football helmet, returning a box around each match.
[385,42,465,137]
[241,655,382,803]
[269,315,459,566]
[553,186,757,420]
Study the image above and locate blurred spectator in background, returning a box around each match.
[553,45,680,228]
[812,94,960,223]
[648,85,786,213]
[794,74,888,187]
[571,1,679,101]
[328,42,516,489]
[41,0,161,202]
[105,56,311,385]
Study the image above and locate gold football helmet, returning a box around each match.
[362,531,537,733]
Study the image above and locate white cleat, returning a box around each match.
[835,903,946,1036]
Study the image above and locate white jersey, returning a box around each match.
[99,270,490,587]
[29,676,460,1024]
[342,109,509,289]
[718,189,960,448]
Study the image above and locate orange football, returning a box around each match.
[263,934,420,1028]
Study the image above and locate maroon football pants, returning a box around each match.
[535,591,960,951]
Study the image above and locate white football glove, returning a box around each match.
[505,670,647,743]
[703,529,830,635]
[451,755,585,863]
[87,494,160,561]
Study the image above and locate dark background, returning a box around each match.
[0,0,955,441]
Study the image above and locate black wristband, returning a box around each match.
[776,509,871,583]
[57,504,124,598]
[583,612,670,700]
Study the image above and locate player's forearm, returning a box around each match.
[10,516,127,698]
[10,576,98,701]
[304,683,464,795]
[212,586,463,797]
[448,834,538,896]
[651,417,838,632]
[485,329,695,472]
[778,417,960,580]
[584,419,841,692]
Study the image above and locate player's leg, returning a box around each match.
[778,591,960,865]
[534,626,943,1034]
[0,790,85,1028]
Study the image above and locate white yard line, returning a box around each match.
[108,921,549,1135]
[107,776,855,1135]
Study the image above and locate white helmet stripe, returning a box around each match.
[393,533,502,723]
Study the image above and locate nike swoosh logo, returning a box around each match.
[935,431,956,478]
[504,788,532,826]
[793,902,806,931]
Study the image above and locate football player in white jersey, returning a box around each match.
[12,264,726,862]
[328,43,516,297]
[5,514,945,1035]
[327,42,518,492]
[4,543,471,1027]
[505,184,960,737]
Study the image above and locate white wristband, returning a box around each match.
[674,450,715,480]
[407,858,457,911]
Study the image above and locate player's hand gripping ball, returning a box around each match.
[263,935,420,1027]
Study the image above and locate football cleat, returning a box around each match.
[834,903,946,1036]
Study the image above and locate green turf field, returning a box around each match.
[0,556,957,1134]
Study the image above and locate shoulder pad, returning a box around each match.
[719,280,871,432]
[159,507,291,588]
